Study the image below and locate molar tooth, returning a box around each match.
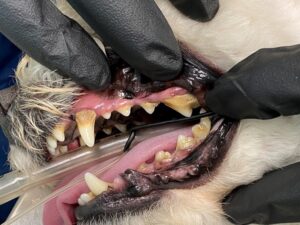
[176,135,195,151]
[103,128,112,135]
[102,112,111,120]
[192,116,211,142]
[162,94,199,117]
[114,124,127,133]
[46,136,57,149]
[116,106,131,117]
[84,172,109,196]
[76,110,96,147]
[52,123,65,142]
[155,151,171,162]
[140,102,159,114]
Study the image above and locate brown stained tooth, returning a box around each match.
[103,128,112,135]
[192,115,211,142]
[140,102,159,114]
[52,123,66,142]
[84,172,109,196]
[176,135,196,151]
[116,105,131,117]
[162,94,199,117]
[76,110,96,147]
[155,150,172,162]
[114,123,127,133]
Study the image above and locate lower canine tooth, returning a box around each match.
[140,102,158,114]
[84,172,109,196]
[103,128,112,135]
[116,106,131,117]
[163,94,199,117]
[176,135,195,151]
[114,124,127,133]
[46,136,57,149]
[52,123,65,142]
[76,110,96,147]
[155,151,171,162]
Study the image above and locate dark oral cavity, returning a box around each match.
[75,118,237,221]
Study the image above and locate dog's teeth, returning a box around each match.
[116,106,131,117]
[140,102,158,114]
[192,116,211,142]
[47,146,57,156]
[103,128,112,135]
[163,94,199,117]
[59,146,68,154]
[79,137,86,147]
[78,192,95,205]
[84,172,109,196]
[176,135,195,151]
[46,136,57,149]
[52,123,65,142]
[155,151,171,162]
[76,110,96,147]
[114,124,127,133]
[102,112,111,120]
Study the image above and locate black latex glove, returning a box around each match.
[0,0,182,90]
[223,162,300,224]
[206,44,300,119]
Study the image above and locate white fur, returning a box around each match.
[7,1,300,225]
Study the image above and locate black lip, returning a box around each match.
[75,118,238,222]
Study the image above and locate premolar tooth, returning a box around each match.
[76,110,96,147]
[102,112,111,119]
[84,172,109,196]
[114,123,127,133]
[46,136,57,149]
[155,151,171,162]
[162,94,199,117]
[116,106,131,117]
[103,128,112,135]
[52,123,65,142]
[176,135,195,151]
[59,146,68,154]
[140,102,158,114]
[192,116,211,142]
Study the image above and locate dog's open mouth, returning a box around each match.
[8,46,238,224]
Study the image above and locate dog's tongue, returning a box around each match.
[43,127,193,225]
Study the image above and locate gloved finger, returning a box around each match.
[170,0,219,22]
[223,162,300,225]
[205,45,300,119]
[0,0,110,90]
[67,0,182,81]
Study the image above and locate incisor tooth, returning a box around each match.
[78,192,95,205]
[114,124,127,133]
[176,135,195,151]
[116,105,131,117]
[162,94,199,117]
[155,151,171,162]
[103,128,112,135]
[59,146,68,154]
[47,146,57,156]
[102,112,111,119]
[52,123,65,142]
[46,136,57,149]
[78,198,85,206]
[84,172,109,196]
[192,117,211,142]
[140,102,159,114]
[76,110,96,147]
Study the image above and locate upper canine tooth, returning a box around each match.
[162,94,199,117]
[192,117,211,142]
[84,172,109,196]
[140,102,159,114]
[76,110,96,147]
[102,112,111,119]
[52,123,65,142]
[46,136,57,149]
[116,105,131,117]
[176,135,195,151]
[114,123,127,133]
[155,151,171,162]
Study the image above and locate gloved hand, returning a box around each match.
[205,44,300,119]
[0,0,182,90]
[223,162,300,224]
